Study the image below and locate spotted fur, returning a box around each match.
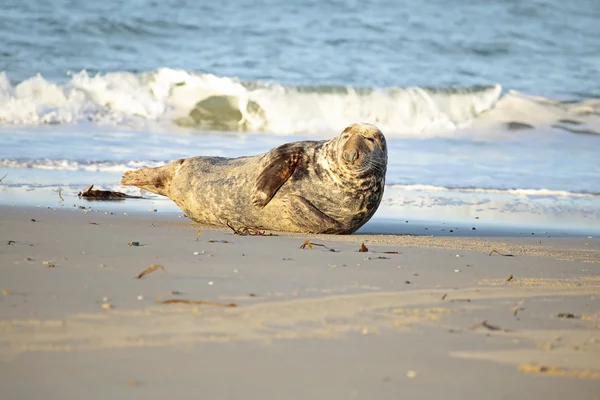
[121,123,387,234]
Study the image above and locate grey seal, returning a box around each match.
[120,123,387,234]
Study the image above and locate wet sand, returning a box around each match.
[0,205,599,399]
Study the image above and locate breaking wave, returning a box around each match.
[1,68,599,137]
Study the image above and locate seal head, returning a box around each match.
[326,122,388,186]
[250,122,387,233]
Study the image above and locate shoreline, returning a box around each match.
[2,179,600,238]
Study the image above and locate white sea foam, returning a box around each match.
[0,159,166,173]
[1,158,597,199]
[2,68,598,137]
[387,185,599,198]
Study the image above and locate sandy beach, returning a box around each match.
[1,202,599,400]
[2,0,600,398]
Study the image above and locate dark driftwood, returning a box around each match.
[78,185,143,201]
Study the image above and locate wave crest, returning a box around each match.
[1,68,599,136]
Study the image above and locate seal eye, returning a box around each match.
[364,137,375,143]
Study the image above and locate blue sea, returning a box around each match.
[1,0,600,235]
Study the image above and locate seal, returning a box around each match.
[121,123,387,234]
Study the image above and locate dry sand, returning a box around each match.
[1,204,599,399]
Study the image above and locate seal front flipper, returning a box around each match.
[286,195,344,234]
[252,143,304,208]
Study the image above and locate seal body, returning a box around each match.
[121,123,387,234]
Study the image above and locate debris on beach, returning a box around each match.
[160,299,236,307]
[557,313,579,319]
[226,221,274,236]
[0,173,7,182]
[359,243,369,252]
[489,249,515,257]
[300,240,313,249]
[58,188,64,201]
[7,240,15,245]
[128,241,140,246]
[511,304,526,317]
[506,274,514,282]
[101,303,113,309]
[383,251,400,254]
[42,261,56,268]
[135,264,165,279]
[518,364,600,380]
[208,239,229,243]
[300,240,332,250]
[441,294,448,300]
[78,185,143,200]
[470,320,504,331]
[196,229,201,241]
[2,289,10,296]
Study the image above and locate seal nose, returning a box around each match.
[344,150,358,164]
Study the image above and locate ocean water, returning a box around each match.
[1,0,600,234]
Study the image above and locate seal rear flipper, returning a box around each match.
[120,159,184,197]
[252,143,304,208]
[286,195,345,234]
